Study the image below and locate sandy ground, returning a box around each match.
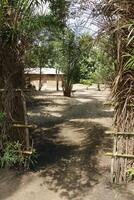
[0,84,134,200]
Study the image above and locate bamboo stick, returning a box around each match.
[21,90,30,150]
[106,153,134,158]
[22,150,33,155]
[106,131,134,135]
[0,89,22,92]
[12,124,37,128]
[0,89,31,92]
[124,136,128,182]
[111,135,117,183]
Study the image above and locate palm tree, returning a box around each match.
[93,0,134,183]
[0,0,45,145]
[94,0,134,131]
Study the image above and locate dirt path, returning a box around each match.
[0,84,134,200]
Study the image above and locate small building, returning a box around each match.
[24,68,64,90]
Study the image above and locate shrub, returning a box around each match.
[80,79,93,85]
[0,141,37,169]
[127,167,134,179]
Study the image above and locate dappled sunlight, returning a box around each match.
[0,0,133,197]
[0,85,131,200]
[58,125,87,145]
[36,121,107,200]
[24,86,115,199]
[27,86,113,129]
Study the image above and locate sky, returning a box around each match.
[39,1,99,36]
[67,2,99,36]
[67,13,98,36]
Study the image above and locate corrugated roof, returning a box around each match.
[24,68,64,75]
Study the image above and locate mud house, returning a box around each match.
[24,68,64,90]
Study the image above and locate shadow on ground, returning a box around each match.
[27,94,113,129]
[0,169,23,200]
[0,89,134,200]
[34,121,109,200]
[27,90,114,199]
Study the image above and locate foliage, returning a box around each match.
[0,0,48,149]
[78,35,115,85]
[124,52,134,70]
[62,29,80,96]
[0,0,45,47]
[92,0,134,131]
[80,79,92,86]
[124,20,134,70]
[77,34,94,80]
[0,141,37,169]
[25,41,51,68]
[127,167,134,177]
[90,58,115,85]
[47,0,70,29]
[23,149,38,169]
[0,141,23,168]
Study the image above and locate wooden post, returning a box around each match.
[106,130,134,183]
[111,134,117,183]
[39,66,42,91]
[21,90,30,150]
[56,68,59,91]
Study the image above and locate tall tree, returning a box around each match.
[0,0,45,146]
[62,29,80,96]
[93,0,134,131]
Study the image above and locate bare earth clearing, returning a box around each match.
[0,84,134,200]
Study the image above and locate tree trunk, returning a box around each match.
[97,83,101,91]
[63,81,72,97]
[56,68,59,91]
[0,46,25,145]
[63,88,71,97]
[39,66,42,91]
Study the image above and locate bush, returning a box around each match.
[0,141,37,169]
[80,79,93,85]
[127,167,134,179]
[0,112,37,169]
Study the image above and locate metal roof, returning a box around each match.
[25,68,64,75]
